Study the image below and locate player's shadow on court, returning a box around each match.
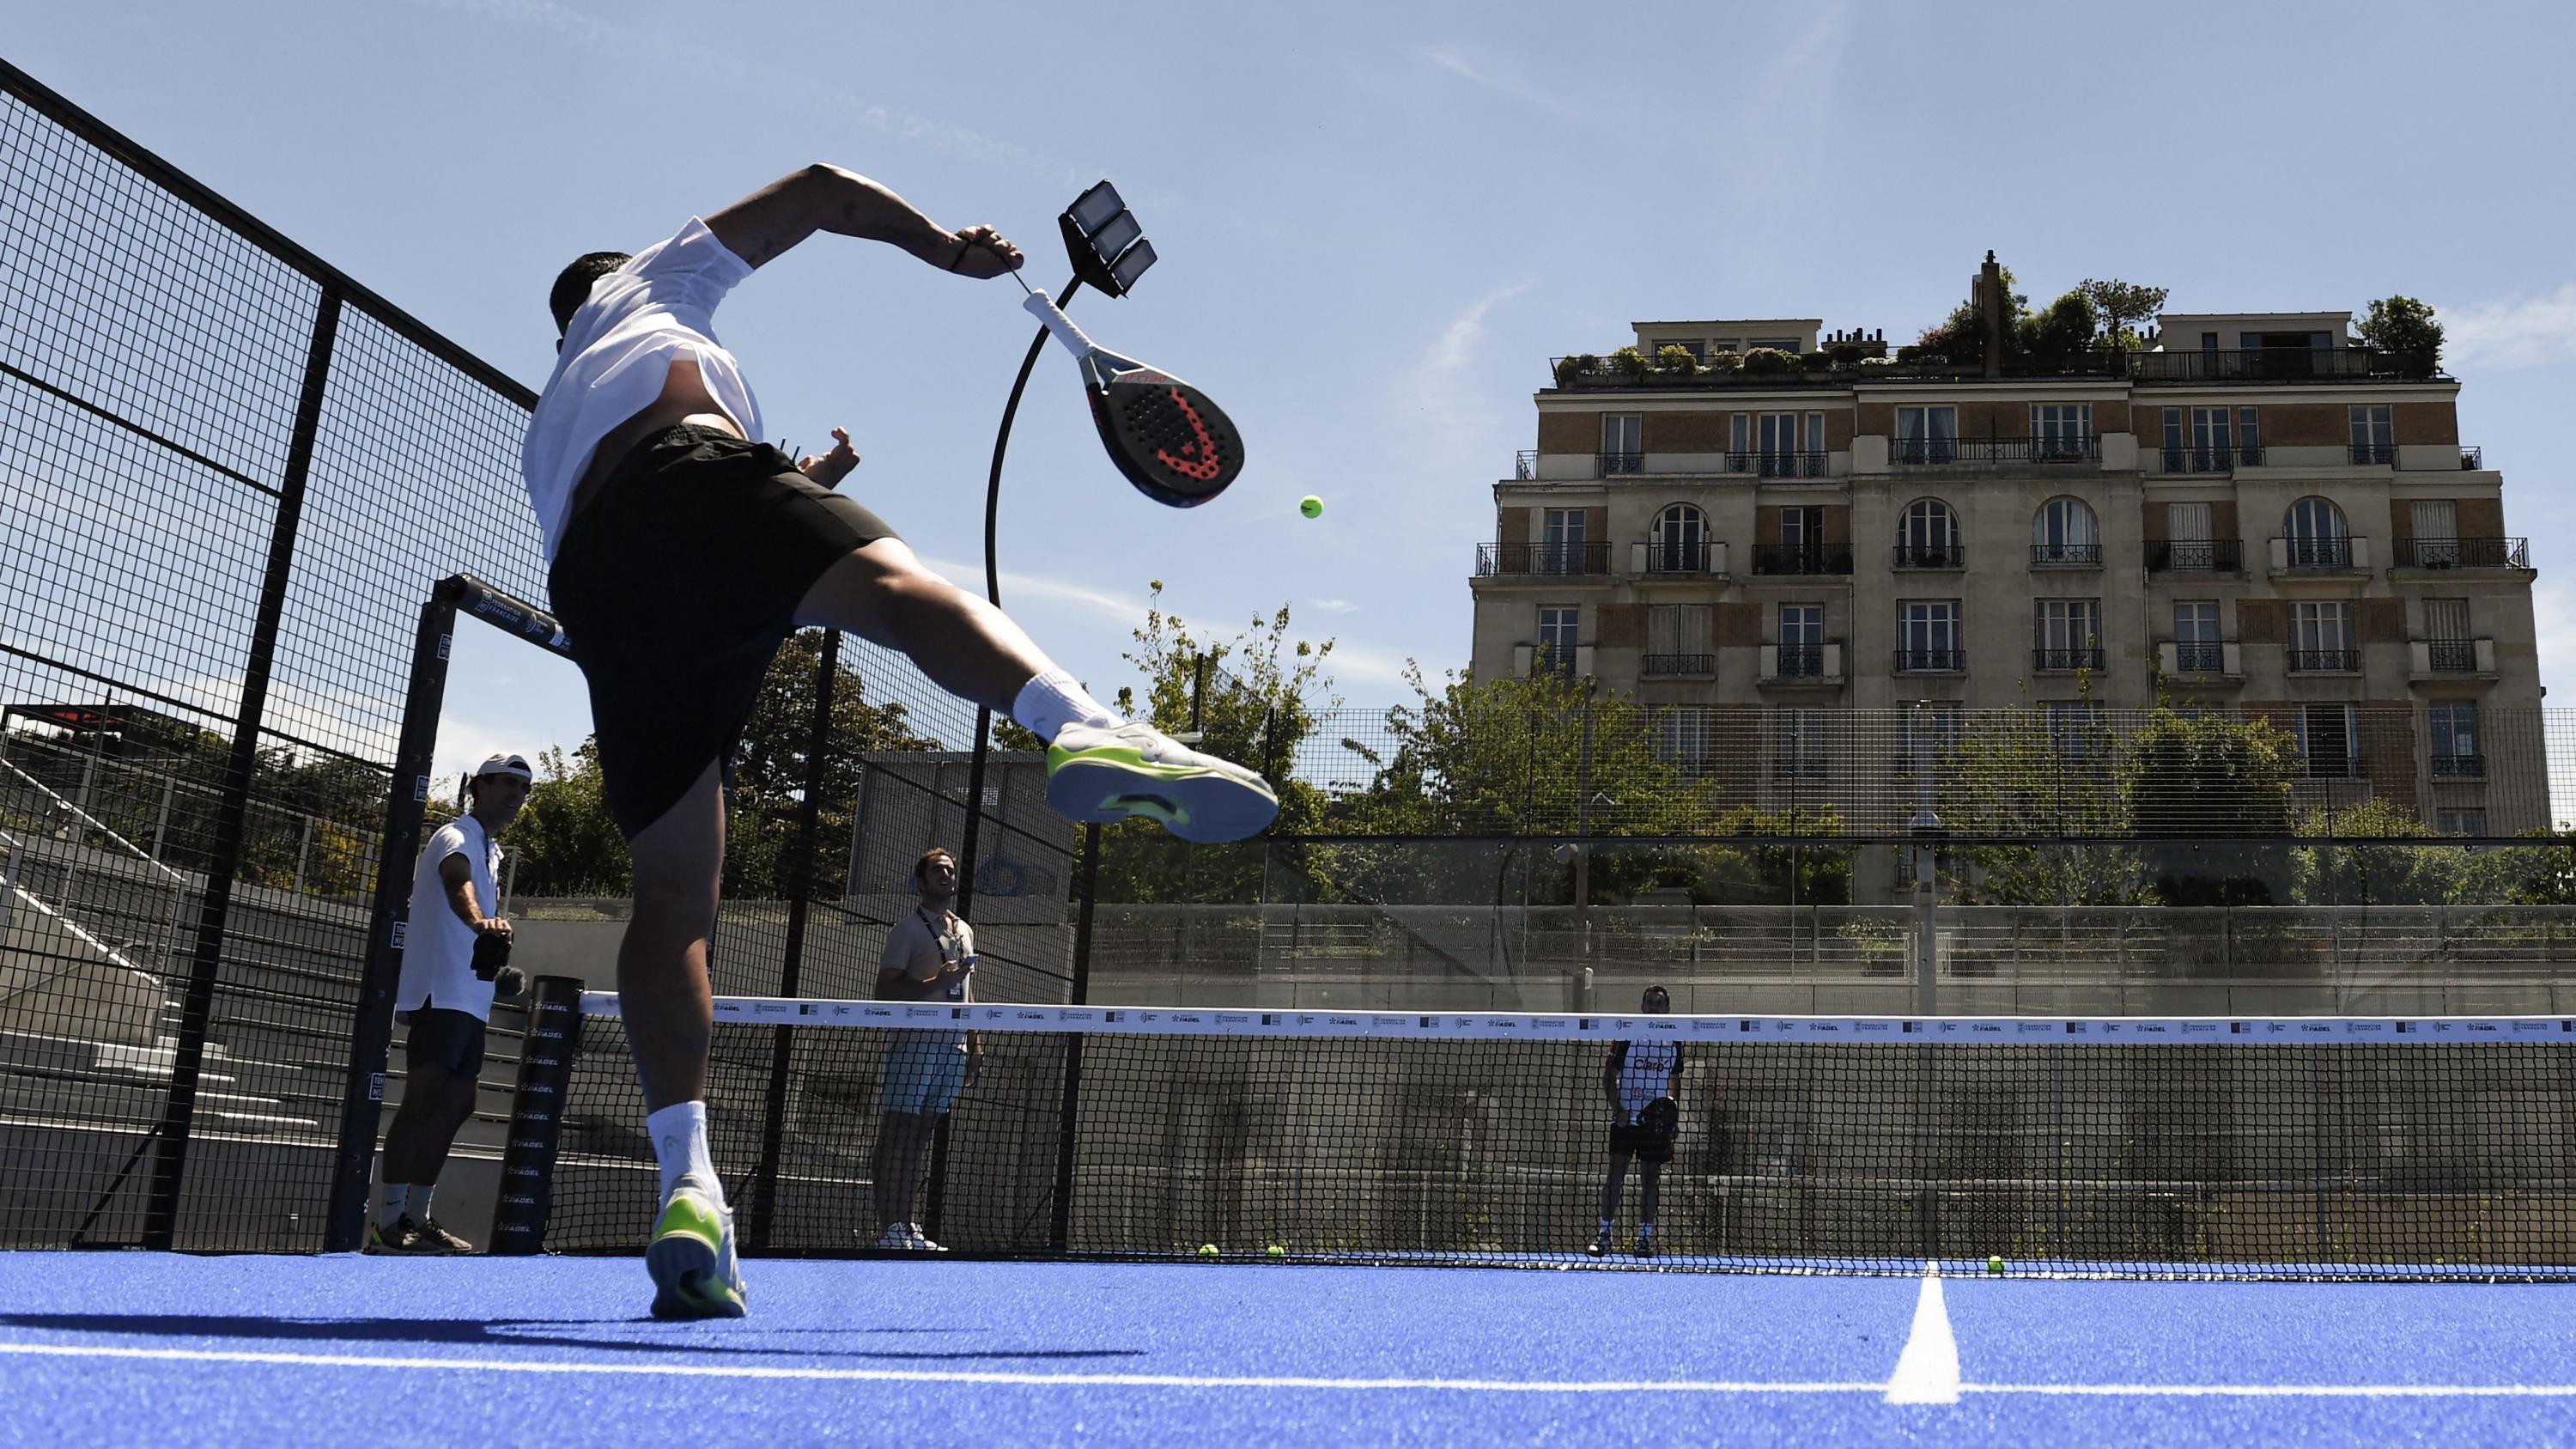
[0,1313,1145,1362]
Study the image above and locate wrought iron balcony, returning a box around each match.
[2433,752,2486,780]
[2402,537,2529,569]
[1476,542,1610,577]
[1728,449,1828,478]
[2460,445,2484,470]
[2287,648,2361,673]
[1636,539,1723,575]
[2031,543,2103,567]
[1895,435,2099,466]
[1893,543,1964,569]
[2168,642,2229,674]
[2131,347,2428,382]
[1751,545,1852,576]
[1514,448,1538,479]
[2159,445,2265,472]
[2033,647,2105,672]
[1642,653,1716,677]
[1597,450,1643,476]
[2275,537,2357,570]
[1895,648,1964,673]
[2349,441,2397,466]
[2426,640,2479,673]
[1771,643,1826,678]
[2148,539,2243,572]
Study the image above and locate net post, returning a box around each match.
[324,580,462,1252]
[743,630,841,1251]
[1050,822,1103,1251]
[489,976,585,1256]
[144,284,342,1251]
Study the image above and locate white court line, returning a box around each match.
[8,1342,2576,1400]
[1884,1262,1961,1405]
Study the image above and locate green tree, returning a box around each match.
[2357,295,2444,373]
[2018,288,2099,360]
[2076,278,2168,349]
[1935,697,2143,905]
[505,741,631,897]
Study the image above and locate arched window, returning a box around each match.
[1898,498,1959,567]
[1650,503,1707,573]
[2285,496,2349,567]
[2032,496,2099,564]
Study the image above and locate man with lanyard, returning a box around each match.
[370,754,532,1254]
[1590,984,1683,1259]
[526,167,1277,1318]
[871,848,980,1251]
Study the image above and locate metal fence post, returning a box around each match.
[744,630,839,1251]
[1051,821,1102,1251]
[144,285,341,1251]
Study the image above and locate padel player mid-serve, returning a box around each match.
[525,167,1278,1319]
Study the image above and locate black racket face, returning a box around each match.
[1638,1097,1679,1140]
[1090,371,1244,508]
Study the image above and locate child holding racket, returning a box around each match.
[523,164,1277,1319]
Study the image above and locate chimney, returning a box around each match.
[1977,250,2004,378]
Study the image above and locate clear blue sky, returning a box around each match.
[10,1,2576,785]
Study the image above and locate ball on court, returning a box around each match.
[1267,1244,1286,1258]
[1986,1255,2007,1275]
[1199,1244,1220,1258]
[1299,495,1323,519]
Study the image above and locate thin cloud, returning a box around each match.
[914,555,1151,630]
[1307,598,1360,614]
[1414,44,1589,125]
[2442,284,2576,371]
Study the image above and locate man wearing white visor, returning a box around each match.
[369,753,533,1254]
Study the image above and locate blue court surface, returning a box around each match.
[6,1253,2576,1445]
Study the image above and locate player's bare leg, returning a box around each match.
[794,538,1277,841]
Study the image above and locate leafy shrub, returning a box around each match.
[1741,347,1795,377]
[1655,344,1698,375]
[1609,345,1647,379]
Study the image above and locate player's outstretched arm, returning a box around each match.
[704,164,1024,277]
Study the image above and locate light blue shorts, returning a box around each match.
[881,1034,967,1117]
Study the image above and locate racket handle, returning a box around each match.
[1023,291,1097,361]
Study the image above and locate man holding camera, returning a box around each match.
[369,753,533,1254]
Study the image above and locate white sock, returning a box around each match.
[377,1182,410,1227]
[647,1100,721,1205]
[404,1183,435,1221]
[1011,668,1118,744]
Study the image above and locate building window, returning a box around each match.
[2174,600,2221,673]
[1774,708,1826,780]
[1644,605,1714,675]
[1601,414,1642,474]
[1654,706,1712,770]
[1537,606,1579,676]
[1895,405,1957,465]
[2409,500,2460,568]
[1540,507,1589,575]
[2033,496,2099,564]
[1757,412,1820,476]
[2035,600,2103,670]
[2297,703,2360,778]
[1898,600,1961,672]
[2284,496,2349,568]
[2438,808,2488,837]
[1649,503,1707,573]
[2159,501,2227,570]
[2430,702,2482,777]
[2031,404,2093,458]
[1897,498,1959,566]
[2425,598,2473,671]
[2350,405,2395,465]
[2289,601,2355,672]
[1777,603,1823,677]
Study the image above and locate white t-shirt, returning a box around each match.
[398,816,503,1020]
[1612,1039,1680,1119]
[520,217,763,563]
[881,908,975,1050]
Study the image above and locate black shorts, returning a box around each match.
[1608,1120,1675,1164]
[549,424,897,837]
[402,1004,489,1079]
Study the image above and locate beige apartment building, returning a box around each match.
[1469,258,2543,848]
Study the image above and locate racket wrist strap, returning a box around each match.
[1023,291,1096,358]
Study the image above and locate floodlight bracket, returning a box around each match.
[1059,179,1155,299]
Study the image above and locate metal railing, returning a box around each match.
[1771,643,1826,678]
[1895,436,2100,466]
[2287,648,2363,673]
[1476,542,1610,577]
[1751,545,1852,576]
[2160,445,2265,472]
[2461,445,2484,470]
[2033,647,2105,672]
[1895,648,1965,673]
[1642,653,1716,676]
[1640,540,1721,575]
[2427,640,2479,673]
[1546,344,2436,390]
[2133,347,2426,382]
[2170,642,2228,673]
[2031,543,2103,567]
[2148,539,2243,572]
[1513,449,1537,479]
[2300,754,2367,781]
[1730,450,1828,478]
[1596,451,1643,476]
[2349,441,2397,466]
[2277,538,2355,569]
[1892,544,1963,569]
[2433,752,2487,780]
[2403,537,2529,569]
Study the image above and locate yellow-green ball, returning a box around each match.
[1986,1255,2006,1275]
[1299,495,1323,519]
[1198,1244,1220,1257]
[1267,1245,1286,1258]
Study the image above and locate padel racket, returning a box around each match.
[1637,1096,1679,1143]
[1019,289,1244,508]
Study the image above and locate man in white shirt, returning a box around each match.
[526,166,1276,1319]
[370,753,532,1255]
[869,847,981,1252]
[1589,985,1684,1260]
